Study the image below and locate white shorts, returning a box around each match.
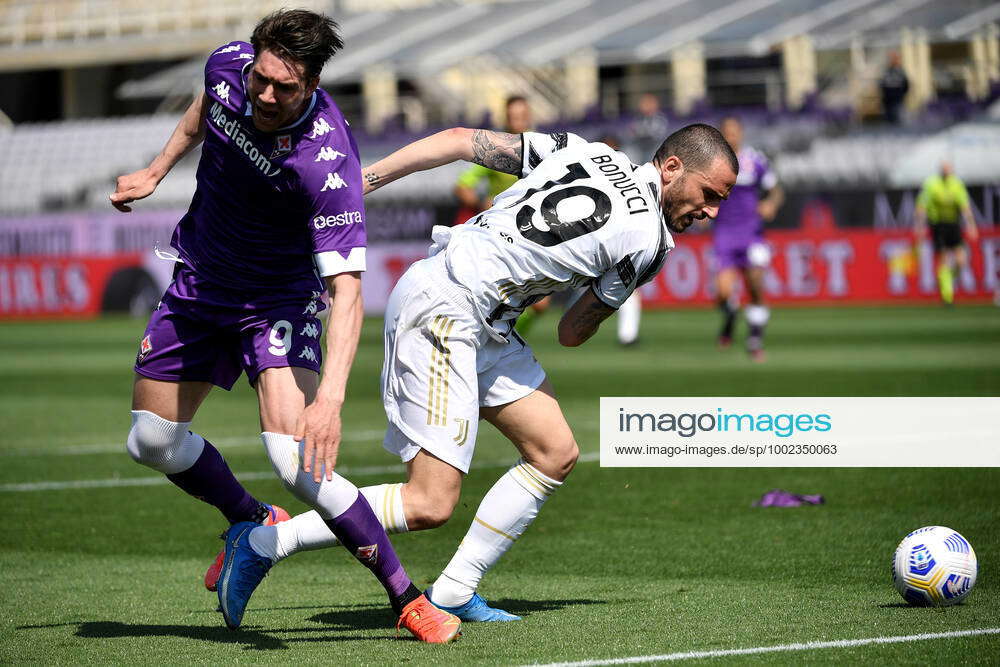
[381,258,546,473]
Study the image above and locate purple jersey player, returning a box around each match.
[712,117,784,361]
[109,9,459,643]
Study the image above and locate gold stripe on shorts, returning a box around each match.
[426,315,456,426]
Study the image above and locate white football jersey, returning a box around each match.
[435,131,674,335]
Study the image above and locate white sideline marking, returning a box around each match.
[0,431,387,457]
[529,627,1000,666]
[2,421,601,458]
[0,451,600,493]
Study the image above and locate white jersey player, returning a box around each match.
[237,123,738,623]
[434,132,672,337]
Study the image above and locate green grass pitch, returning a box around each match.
[1,305,998,664]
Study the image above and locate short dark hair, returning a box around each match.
[505,95,528,109]
[251,9,343,81]
[653,123,739,175]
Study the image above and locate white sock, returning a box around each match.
[617,292,641,344]
[430,460,561,608]
[744,304,770,327]
[249,511,332,562]
[248,483,409,562]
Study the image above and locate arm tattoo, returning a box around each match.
[471,130,522,175]
[569,295,614,343]
[362,170,381,194]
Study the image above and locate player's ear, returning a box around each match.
[304,76,320,96]
[660,155,683,185]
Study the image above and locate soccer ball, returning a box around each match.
[892,526,977,606]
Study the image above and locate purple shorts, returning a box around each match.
[134,264,324,390]
[713,237,770,271]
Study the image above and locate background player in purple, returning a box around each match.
[711,116,784,361]
[109,9,459,642]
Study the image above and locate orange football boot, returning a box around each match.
[397,594,462,643]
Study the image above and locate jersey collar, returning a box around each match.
[635,162,665,227]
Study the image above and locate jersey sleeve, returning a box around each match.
[756,152,778,191]
[204,41,253,110]
[590,227,671,309]
[953,179,970,208]
[521,131,587,177]
[295,134,368,277]
[590,255,643,309]
[916,177,933,210]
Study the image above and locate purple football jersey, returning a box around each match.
[712,146,777,247]
[169,41,367,294]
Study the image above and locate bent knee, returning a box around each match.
[527,438,579,482]
[403,486,459,530]
[553,439,580,479]
[126,410,204,474]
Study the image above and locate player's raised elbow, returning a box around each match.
[441,127,476,160]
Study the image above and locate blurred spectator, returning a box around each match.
[914,161,978,305]
[880,51,909,125]
[624,93,669,163]
[453,95,532,221]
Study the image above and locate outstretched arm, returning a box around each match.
[110,93,208,212]
[362,128,522,195]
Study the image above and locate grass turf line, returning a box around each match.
[0,306,998,664]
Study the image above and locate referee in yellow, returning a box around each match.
[914,161,979,305]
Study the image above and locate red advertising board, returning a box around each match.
[0,255,145,319]
[640,228,1000,306]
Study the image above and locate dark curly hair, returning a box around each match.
[251,9,343,81]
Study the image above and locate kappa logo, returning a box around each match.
[298,347,318,363]
[300,322,320,339]
[138,335,153,361]
[315,147,346,162]
[214,44,241,55]
[355,544,378,565]
[303,300,319,316]
[212,81,231,103]
[308,117,333,139]
[320,172,348,192]
[271,134,292,158]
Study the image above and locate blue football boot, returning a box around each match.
[217,521,273,629]
[427,591,521,622]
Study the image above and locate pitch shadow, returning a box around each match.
[306,605,396,631]
[486,598,608,617]
[73,621,289,651]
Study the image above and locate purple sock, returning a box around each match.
[165,438,267,524]
[324,493,418,614]
[719,300,737,339]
